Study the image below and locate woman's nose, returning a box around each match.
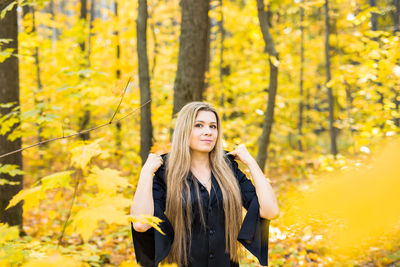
[203,126,212,135]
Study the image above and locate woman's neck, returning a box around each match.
[190,151,210,170]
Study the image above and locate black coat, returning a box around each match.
[131,151,270,266]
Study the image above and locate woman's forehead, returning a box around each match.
[195,110,217,123]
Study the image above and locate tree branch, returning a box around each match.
[0,79,150,159]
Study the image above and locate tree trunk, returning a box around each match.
[393,90,400,127]
[255,0,279,171]
[256,60,278,171]
[298,3,305,152]
[203,4,212,94]
[78,0,91,140]
[0,0,23,228]
[78,109,91,140]
[31,7,44,149]
[324,0,338,156]
[87,0,95,66]
[218,0,227,121]
[149,16,158,77]
[114,0,121,79]
[114,0,122,153]
[369,0,384,117]
[370,0,378,31]
[49,0,57,50]
[137,0,153,165]
[395,0,399,32]
[172,0,210,116]
[79,0,87,52]
[393,0,399,127]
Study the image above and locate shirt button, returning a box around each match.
[209,253,214,259]
[200,186,205,192]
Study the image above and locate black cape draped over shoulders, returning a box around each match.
[131,151,270,266]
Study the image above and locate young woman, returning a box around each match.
[131,102,279,267]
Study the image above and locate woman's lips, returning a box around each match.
[201,140,212,143]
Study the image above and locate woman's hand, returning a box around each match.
[142,153,164,174]
[227,144,255,166]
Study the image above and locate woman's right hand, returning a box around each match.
[142,153,164,174]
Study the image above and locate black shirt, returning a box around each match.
[131,152,270,266]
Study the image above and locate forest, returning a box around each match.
[1,0,400,265]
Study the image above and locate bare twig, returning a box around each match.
[110,77,131,123]
[57,170,81,246]
[0,80,151,159]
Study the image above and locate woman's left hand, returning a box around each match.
[227,144,255,166]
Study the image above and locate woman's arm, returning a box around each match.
[246,158,279,220]
[228,145,279,220]
[131,169,155,232]
[131,153,164,232]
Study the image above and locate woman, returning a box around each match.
[131,102,279,266]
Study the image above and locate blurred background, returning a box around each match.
[1,0,400,265]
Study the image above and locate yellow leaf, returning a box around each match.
[40,171,74,191]
[22,252,84,267]
[270,55,280,67]
[129,214,165,235]
[284,138,400,258]
[87,166,131,194]
[6,186,43,210]
[118,261,141,267]
[326,79,335,88]
[0,223,19,244]
[70,195,132,241]
[70,138,104,170]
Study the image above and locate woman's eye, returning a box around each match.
[194,124,217,129]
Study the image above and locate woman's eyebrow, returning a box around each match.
[195,120,217,124]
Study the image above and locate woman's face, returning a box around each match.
[189,110,218,153]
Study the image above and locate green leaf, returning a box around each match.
[0,117,19,135]
[37,113,59,123]
[21,109,39,120]
[0,48,15,63]
[56,85,74,92]
[0,102,17,108]
[0,178,20,186]
[0,39,13,44]
[0,164,24,176]
[1,1,17,19]
[7,129,22,142]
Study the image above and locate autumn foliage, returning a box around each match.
[1,0,400,266]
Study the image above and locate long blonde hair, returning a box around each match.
[164,102,242,266]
